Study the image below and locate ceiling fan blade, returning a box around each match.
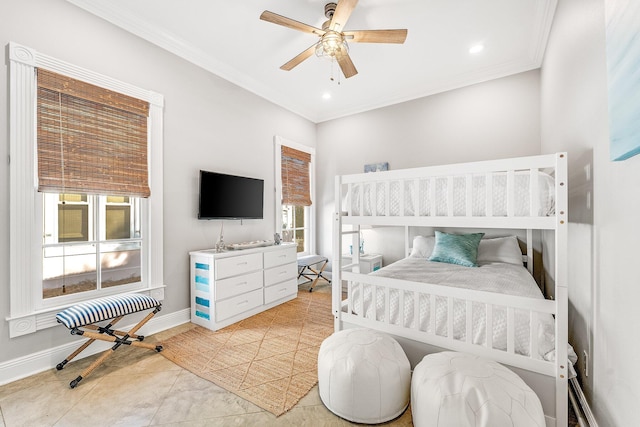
[260,11,325,35]
[344,29,408,44]
[330,0,358,32]
[280,44,318,71]
[337,53,358,78]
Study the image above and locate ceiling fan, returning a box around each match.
[260,0,408,79]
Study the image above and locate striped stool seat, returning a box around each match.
[56,294,160,329]
[56,293,163,388]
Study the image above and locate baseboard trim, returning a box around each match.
[0,308,191,386]
[544,415,556,427]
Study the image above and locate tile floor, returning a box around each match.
[0,280,575,426]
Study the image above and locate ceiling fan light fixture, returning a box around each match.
[260,0,407,79]
[315,30,349,60]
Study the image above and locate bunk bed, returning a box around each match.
[332,153,569,426]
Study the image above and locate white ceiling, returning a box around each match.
[65,0,557,123]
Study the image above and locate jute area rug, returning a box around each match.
[161,290,334,416]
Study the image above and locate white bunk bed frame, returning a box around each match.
[332,152,568,426]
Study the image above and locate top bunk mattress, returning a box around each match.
[344,171,555,217]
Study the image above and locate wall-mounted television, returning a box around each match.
[198,170,264,220]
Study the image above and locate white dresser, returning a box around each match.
[189,243,298,331]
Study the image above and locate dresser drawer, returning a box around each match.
[264,278,297,305]
[215,270,263,300]
[264,262,297,287]
[215,288,263,321]
[215,253,262,280]
[264,246,297,269]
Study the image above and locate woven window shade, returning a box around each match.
[37,69,151,197]
[281,146,312,206]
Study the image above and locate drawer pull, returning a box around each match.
[279,287,287,292]
[237,300,249,307]
[236,281,247,286]
[279,270,287,275]
[237,261,248,265]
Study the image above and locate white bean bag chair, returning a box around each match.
[411,351,545,427]
[318,328,411,424]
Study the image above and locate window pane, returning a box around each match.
[282,205,294,230]
[294,205,305,227]
[43,244,97,298]
[59,194,87,203]
[106,205,131,240]
[58,204,89,242]
[100,241,141,288]
[294,229,305,253]
[107,196,129,203]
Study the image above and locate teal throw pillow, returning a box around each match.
[428,231,485,267]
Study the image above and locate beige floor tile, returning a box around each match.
[0,374,97,427]
[151,323,197,342]
[294,385,323,407]
[150,380,263,425]
[150,411,277,427]
[168,370,227,394]
[54,370,179,427]
[0,368,65,400]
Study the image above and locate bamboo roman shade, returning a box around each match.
[36,69,151,197]
[281,146,312,206]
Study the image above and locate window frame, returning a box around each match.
[8,42,165,337]
[274,136,316,257]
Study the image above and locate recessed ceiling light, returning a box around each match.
[322,92,331,100]
[469,44,484,54]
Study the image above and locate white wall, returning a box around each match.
[541,0,640,425]
[0,0,315,364]
[315,70,542,264]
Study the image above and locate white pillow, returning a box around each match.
[476,236,523,265]
[409,236,435,258]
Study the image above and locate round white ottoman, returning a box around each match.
[411,351,545,427]
[318,328,411,424]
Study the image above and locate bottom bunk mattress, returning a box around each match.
[344,258,564,361]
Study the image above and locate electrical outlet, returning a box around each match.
[583,350,589,377]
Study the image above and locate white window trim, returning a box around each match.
[274,136,316,257]
[7,42,165,337]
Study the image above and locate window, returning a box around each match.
[42,194,142,299]
[8,42,165,337]
[275,137,315,256]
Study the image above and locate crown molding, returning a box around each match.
[529,0,558,65]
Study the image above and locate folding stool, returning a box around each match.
[297,254,331,292]
[55,293,163,388]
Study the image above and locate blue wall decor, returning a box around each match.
[364,162,389,173]
[606,0,640,161]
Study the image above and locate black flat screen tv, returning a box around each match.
[198,170,264,220]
